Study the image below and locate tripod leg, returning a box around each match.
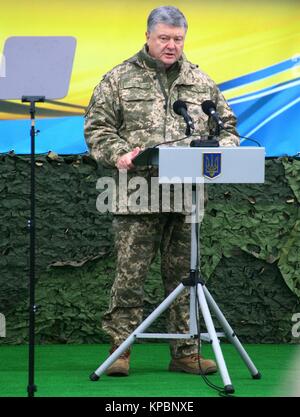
[196,283,234,394]
[189,286,198,335]
[90,283,187,380]
[203,286,261,379]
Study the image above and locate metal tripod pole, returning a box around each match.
[203,286,261,379]
[189,184,234,394]
[22,96,45,398]
[90,283,187,380]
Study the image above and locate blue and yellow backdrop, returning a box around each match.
[0,0,299,156]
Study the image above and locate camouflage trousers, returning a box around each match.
[102,213,199,359]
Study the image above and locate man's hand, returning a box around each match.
[116,147,141,170]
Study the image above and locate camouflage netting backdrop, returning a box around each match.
[0,153,299,344]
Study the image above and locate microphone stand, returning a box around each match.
[185,124,192,137]
[185,117,195,137]
[190,116,221,148]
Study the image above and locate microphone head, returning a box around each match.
[173,100,187,115]
[201,100,216,116]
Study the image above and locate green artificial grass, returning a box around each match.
[0,343,299,397]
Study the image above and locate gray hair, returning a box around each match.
[147,6,188,33]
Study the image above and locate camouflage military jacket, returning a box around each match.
[84,46,239,214]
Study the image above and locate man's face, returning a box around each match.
[146,23,186,68]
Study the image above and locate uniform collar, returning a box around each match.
[133,45,183,73]
[126,45,197,85]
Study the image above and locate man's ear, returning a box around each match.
[145,31,150,42]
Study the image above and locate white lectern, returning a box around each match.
[90,146,265,395]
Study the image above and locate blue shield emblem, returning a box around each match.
[203,153,221,179]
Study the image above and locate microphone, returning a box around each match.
[173,100,195,136]
[201,100,225,129]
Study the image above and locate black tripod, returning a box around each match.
[22,95,45,398]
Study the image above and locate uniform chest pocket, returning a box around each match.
[177,87,210,131]
[121,83,156,131]
[178,87,209,113]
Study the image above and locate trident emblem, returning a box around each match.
[203,153,222,179]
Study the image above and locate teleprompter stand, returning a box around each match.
[22,96,45,397]
[89,146,265,393]
[0,36,76,397]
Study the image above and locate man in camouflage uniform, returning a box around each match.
[84,6,239,376]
